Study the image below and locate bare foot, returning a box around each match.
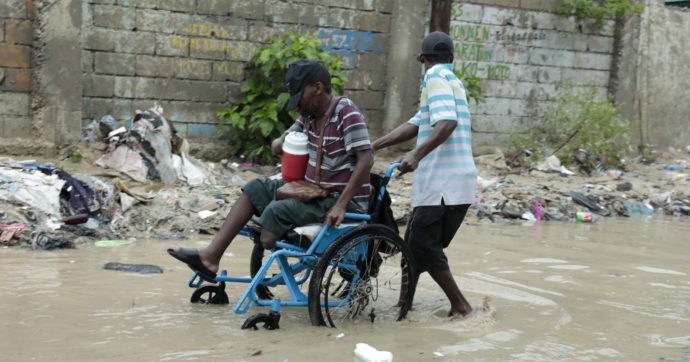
[448,306,473,318]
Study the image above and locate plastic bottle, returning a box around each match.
[281,132,309,182]
[576,211,593,222]
[606,169,624,180]
[667,172,688,182]
[531,199,543,221]
[664,164,686,171]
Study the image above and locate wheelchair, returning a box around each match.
[183,163,416,329]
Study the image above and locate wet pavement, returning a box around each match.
[2,216,689,361]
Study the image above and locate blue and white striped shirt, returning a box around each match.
[407,63,477,207]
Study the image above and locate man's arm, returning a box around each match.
[399,120,456,173]
[324,149,374,226]
[371,123,418,152]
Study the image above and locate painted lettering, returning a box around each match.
[456,43,493,62]
[450,24,491,42]
[495,30,546,43]
[318,30,385,70]
[180,23,231,38]
[487,64,511,80]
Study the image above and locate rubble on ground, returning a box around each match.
[1,107,689,250]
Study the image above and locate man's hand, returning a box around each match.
[271,133,287,156]
[399,150,420,174]
[324,203,347,227]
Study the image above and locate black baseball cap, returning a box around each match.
[421,31,454,56]
[285,59,331,111]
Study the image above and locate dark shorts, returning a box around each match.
[404,203,470,273]
[243,178,340,237]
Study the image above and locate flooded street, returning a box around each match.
[2,217,689,362]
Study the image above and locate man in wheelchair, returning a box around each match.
[168,59,374,282]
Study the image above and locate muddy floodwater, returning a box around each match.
[1,217,689,361]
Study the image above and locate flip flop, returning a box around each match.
[167,248,217,282]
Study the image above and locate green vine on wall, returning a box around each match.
[454,71,484,105]
[555,0,643,28]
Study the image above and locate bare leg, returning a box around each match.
[259,229,279,250]
[170,193,255,274]
[428,269,472,316]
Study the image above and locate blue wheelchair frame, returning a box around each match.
[186,163,401,319]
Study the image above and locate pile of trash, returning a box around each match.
[85,106,213,186]
[383,150,690,226]
[2,107,689,250]
[0,105,255,249]
[0,159,113,249]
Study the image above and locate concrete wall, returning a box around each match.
[616,0,690,150]
[451,0,615,145]
[2,0,688,157]
[0,0,34,148]
[80,0,393,145]
[0,0,83,154]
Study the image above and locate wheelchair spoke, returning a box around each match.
[308,225,416,327]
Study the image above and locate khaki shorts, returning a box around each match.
[243,178,340,237]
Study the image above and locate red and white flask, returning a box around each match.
[281,132,309,182]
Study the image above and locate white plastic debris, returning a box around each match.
[107,126,127,138]
[535,155,575,176]
[335,333,345,339]
[354,343,393,362]
[521,212,536,221]
[197,210,216,219]
[433,352,444,357]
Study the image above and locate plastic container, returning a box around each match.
[624,201,654,216]
[531,199,543,221]
[354,343,393,362]
[606,169,624,180]
[576,211,593,222]
[667,172,688,182]
[281,132,309,182]
[664,164,686,171]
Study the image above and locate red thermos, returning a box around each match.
[281,132,309,182]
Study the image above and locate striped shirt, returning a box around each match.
[407,63,477,207]
[288,97,372,212]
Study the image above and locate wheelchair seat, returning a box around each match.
[247,218,362,250]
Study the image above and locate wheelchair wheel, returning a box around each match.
[190,283,229,304]
[307,224,415,327]
[249,242,274,300]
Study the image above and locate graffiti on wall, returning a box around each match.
[450,3,545,81]
[317,29,385,69]
[169,25,384,70]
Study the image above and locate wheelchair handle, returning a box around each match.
[384,162,401,178]
[375,162,401,202]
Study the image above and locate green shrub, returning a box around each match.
[217,33,346,164]
[555,0,643,29]
[508,87,629,170]
[454,71,484,105]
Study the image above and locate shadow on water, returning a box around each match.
[1,217,689,361]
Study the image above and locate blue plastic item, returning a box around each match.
[664,164,687,171]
